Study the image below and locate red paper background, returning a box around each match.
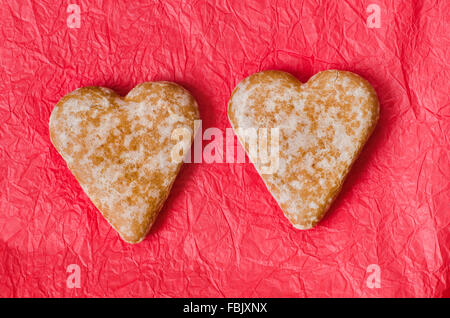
[0,0,449,298]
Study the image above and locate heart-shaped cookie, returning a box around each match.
[228,70,379,229]
[49,82,199,243]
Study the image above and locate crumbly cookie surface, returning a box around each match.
[228,70,379,229]
[49,82,199,243]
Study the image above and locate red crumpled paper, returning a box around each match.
[0,0,449,298]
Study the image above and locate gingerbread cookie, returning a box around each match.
[228,70,379,229]
[49,82,199,243]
